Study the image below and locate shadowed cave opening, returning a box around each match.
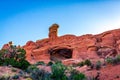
[49,48,73,61]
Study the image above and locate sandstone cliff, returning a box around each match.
[22,25,120,64]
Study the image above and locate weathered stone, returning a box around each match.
[97,47,117,58]
[21,25,120,64]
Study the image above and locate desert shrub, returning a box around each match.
[112,57,118,65]
[67,66,73,73]
[0,43,30,70]
[0,73,10,80]
[0,76,10,80]
[96,61,101,70]
[116,55,120,63]
[3,58,18,66]
[2,58,30,70]
[90,63,94,69]
[84,59,92,66]
[27,65,51,80]
[19,59,30,70]
[51,61,68,80]
[69,69,86,80]
[18,70,26,77]
[11,68,17,72]
[0,49,7,65]
[35,61,45,66]
[78,59,92,67]
[31,69,46,80]
[78,61,85,67]
[12,74,19,79]
[105,57,113,64]
[116,55,120,61]
[105,55,120,65]
[113,55,120,64]
[27,65,40,79]
[27,65,39,73]
[47,61,53,66]
[16,48,26,60]
[72,73,86,80]
[31,69,50,80]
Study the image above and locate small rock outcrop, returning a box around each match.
[49,24,59,40]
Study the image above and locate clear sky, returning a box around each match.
[0,0,120,48]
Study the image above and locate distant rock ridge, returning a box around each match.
[2,24,120,64]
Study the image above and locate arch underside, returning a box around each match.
[49,48,73,61]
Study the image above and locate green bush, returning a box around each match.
[0,73,10,80]
[96,61,101,70]
[2,58,30,70]
[116,55,120,61]
[26,61,87,80]
[3,58,18,66]
[27,65,51,80]
[113,55,120,64]
[27,65,39,73]
[47,61,53,66]
[35,61,45,66]
[11,68,17,72]
[78,61,85,67]
[72,73,86,80]
[105,57,113,64]
[90,64,94,69]
[0,76,10,80]
[31,69,47,80]
[0,43,30,70]
[69,69,86,80]
[12,74,19,79]
[51,61,68,80]
[19,59,30,70]
[105,55,120,65]
[78,59,92,67]
[84,59,92,66]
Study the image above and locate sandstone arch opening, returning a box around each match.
[49,48,73,61]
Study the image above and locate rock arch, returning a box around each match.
[48,47,73,61]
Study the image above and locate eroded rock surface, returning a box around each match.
[22,24,120,64]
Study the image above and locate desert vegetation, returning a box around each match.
[0,43,87,80]
[0,43,30,70]
[105,55,120,65]
[0,42,120,80]
[26,61,87,80]
[77,59,92,67]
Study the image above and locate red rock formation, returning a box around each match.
[49,24,59,40]
[23,24,120,64]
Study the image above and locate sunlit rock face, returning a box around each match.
[22,25,120,64]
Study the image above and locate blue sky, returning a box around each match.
[0,0,120,48]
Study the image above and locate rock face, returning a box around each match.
[23,24,120,64]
